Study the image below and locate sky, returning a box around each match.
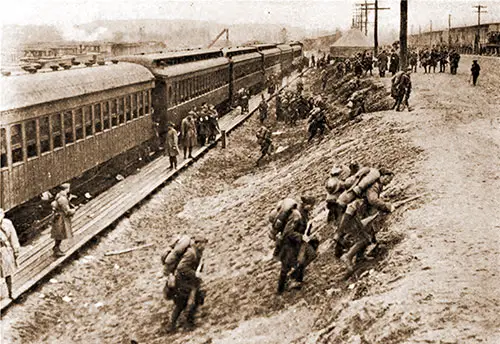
[0,0,499,34]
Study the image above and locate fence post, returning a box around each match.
[221,130,226,148]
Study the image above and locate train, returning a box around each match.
[0,42,304,215]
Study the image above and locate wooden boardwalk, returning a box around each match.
[0,71,306,312]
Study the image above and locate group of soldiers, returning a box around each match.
[417,47,461,74]
[164,103,221,169]
[267,163,395,294]
[159,159,397,331]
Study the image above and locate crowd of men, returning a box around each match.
[164,103,221,169]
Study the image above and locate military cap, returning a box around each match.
[61,183,71,190]
[193,235,208,246]
[378,167,394,176]
[473,59,478,62]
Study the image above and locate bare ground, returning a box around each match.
[1,55,499,344]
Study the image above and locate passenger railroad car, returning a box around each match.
[0,62,155,211]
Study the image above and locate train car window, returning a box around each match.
[125,95,131,122]
[103,102,111,129]
[40,117,50,154]
[168,86,173,107]
[138,92,144,116]
[26,120,38,159]
[75,108,84,141]
[145,91,150,114]
[94,103,102,133]
[118,98,125,124]
[63,111,74,144]
[1,128,7,168]
[131,94,138,119]
[110,100,118,127]
[84,105,93,137]
[52,114,63,149]
[11,124,23,164]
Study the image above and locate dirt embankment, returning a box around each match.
[3,56,498,344]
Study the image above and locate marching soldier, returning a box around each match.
[391,68,413,112]
[338,169,395,271]
[256,126,273,166]
[307,107,331,142]
[258,94,268,124]
[389,50,399,76]
[268,196,317,293]
[470,60,481,86]
[51,183,76,257]
[377,50,388,77]
[0,208,20,299]
[162,235,207,332]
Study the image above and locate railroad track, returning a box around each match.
[0,69,308,313]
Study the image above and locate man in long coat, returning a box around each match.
[181,114,197,159]
[377,50,388,77]
[1,208,20,298]
[51,183,76,257]
[165,122,179,169]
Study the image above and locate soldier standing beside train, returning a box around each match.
[1,208,20,299]
[51,183,76,257]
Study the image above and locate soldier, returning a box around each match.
[307,106,330,142]
[51,183,76,257]
[362,51,373,76]
[439,49,448,73]
[344,58,352,73]
[311,54,316,68]
[181,114,197,159]
[325,163,359,225]
[296,78,304,94]
[256,126,273,166]
[389,50,399,76]
[470,60,481,86]
[275,92,283,122]
[258,94,268,124]
[347,90,367,120]
[268,74,276,95]
[321,69,329,90]
[197,116,208,146]
[207,106,220,143]
[240,88,250,113]
[409,51,418,73]
[338,169,395,271]
[353,57,363,77]
[449,50,461,75]
[0,208,20,299]
[165,122,179,169]
[268,196,317,293]
[391,68,412,112]
[377,50,388,77]
[162,235,207,332]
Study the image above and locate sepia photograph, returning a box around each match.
[0,0,499,343]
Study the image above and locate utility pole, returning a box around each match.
[364,0,369,36]
[448,14,452,49]
[400,0,408,69]
[429,20,433,47]
[473,4,487,54]
[354,1,390,54]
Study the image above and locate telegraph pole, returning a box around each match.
[429,20,433,47]
[400,0,408,69]
[473,4,487,54]
[354,1,390,54]
[364,0,369,36]
[448,14,452,49]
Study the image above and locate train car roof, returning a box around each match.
[231,52,262,63]
[259,48,282,56]
[0,62,154,113]
[277,44,293,52]
[151,57,229,78]
[253,43,278,51]
[115,48,223,68]
[222,46,259,57]
[289,41,304,46]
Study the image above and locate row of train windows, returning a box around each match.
[265,55,281,68]
[234,61,262,80]
[169,70,229,107]
[0,90,151,168]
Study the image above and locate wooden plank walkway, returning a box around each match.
[0,71,306,312]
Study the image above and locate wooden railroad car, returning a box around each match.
[253,44,282,80]
[0,62,155,212]
[223,46,264,103]
[277,44,293,76]
[115,49,231,137]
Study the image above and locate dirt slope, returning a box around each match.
[2,56,499,344]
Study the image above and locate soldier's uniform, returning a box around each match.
[258,97,268,124]
[269,197,317,293]
[377,51,388,77]
[307,107,330,142]
[256,127,273,166]
[1,209,20,298]
[162,235,206,332]
[181,115,197,158]
[471,60,481,86]
[51,185,76,256]
[391,70,412,112]
[165,123,179,169]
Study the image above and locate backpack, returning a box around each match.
[161,235,192,276]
